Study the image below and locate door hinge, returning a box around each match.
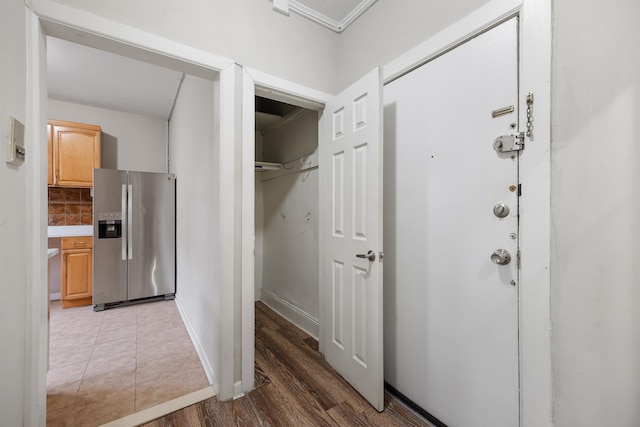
[518,184,522,196]
[493,132,525,153]
[517,249,521,269]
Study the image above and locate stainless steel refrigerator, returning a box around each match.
[93,169,175,311]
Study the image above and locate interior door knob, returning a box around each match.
[356,250,376,262]
[491,249,511,265]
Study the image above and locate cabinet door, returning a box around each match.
[62,249,92,300]
[52,122,101,187]
[47,124,53,186]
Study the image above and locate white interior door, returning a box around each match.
[321,68,384,411]
[383,19,520,426]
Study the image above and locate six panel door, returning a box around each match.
[322,68,384,411]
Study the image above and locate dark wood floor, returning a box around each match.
[142,302,431,427]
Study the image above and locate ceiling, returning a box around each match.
[47,1,377,119]
[47,37,183,120]
[279,0,377,32]
[297,0,365,21]
[255,96,301,131]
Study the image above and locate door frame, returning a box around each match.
[241,66,331,385]
[25,1,238,424]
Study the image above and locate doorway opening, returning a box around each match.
[247,67,386,412]
[43,33,217,425]
[253,95,321,339]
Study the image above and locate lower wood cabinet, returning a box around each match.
[61,236,93,308]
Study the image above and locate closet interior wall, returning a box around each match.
[255,108,320,338]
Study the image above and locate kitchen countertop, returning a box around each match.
[48,225,93,238]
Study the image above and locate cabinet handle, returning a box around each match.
[72,241,86,245]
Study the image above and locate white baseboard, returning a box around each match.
[174,296,216,391]
[49,292,60,301]
[260,289,319,339]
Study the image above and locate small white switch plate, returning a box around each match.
[6,116,25,166]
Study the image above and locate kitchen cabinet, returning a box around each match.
[48,119,101,188]
[61,236,93,308]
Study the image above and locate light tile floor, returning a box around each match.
[47,299,209,427]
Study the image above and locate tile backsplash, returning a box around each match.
[48,187,92,226]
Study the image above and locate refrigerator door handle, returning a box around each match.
[127,184,133,260]
[121,184,127,261]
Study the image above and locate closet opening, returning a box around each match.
[253,95,320,339]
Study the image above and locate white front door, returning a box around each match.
[383,18,520,426]
[321,68,384,411]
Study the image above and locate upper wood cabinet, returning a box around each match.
[48,119,101,188]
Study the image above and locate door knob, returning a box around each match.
[356,250,376,262]
[491,249,511,265]
[493,203,510,218]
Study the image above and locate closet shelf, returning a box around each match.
[255,161,282,171]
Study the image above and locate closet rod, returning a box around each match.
[255,161,282,171]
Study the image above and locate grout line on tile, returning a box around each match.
[79,308,106,390]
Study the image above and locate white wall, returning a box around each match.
[47,0,340,94]
[0,1,28,426]
[262,110,318,163]
[168,74,219,387]
[551,1,640,426]
[338,0,492,89]
[38,0,500,94]
[259,110,319,330]
[48,98,168,172]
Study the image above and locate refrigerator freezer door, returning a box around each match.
[127,171,176,300]
[93,169,128,305]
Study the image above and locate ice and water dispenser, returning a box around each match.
[98,212,122,239]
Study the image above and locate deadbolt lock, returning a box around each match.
[493,203,510,218]
[493,133,524,153]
